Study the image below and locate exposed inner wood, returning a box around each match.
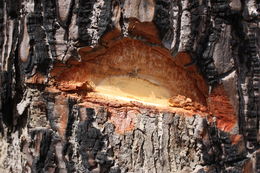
[45,37,237,132]
[51,38,208,107]
[95,76,171,106]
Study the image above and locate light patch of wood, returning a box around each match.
[95,76,170,106]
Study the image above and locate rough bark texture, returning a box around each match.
[0,0,260,172]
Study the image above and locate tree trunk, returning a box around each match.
[0,0,259,172]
